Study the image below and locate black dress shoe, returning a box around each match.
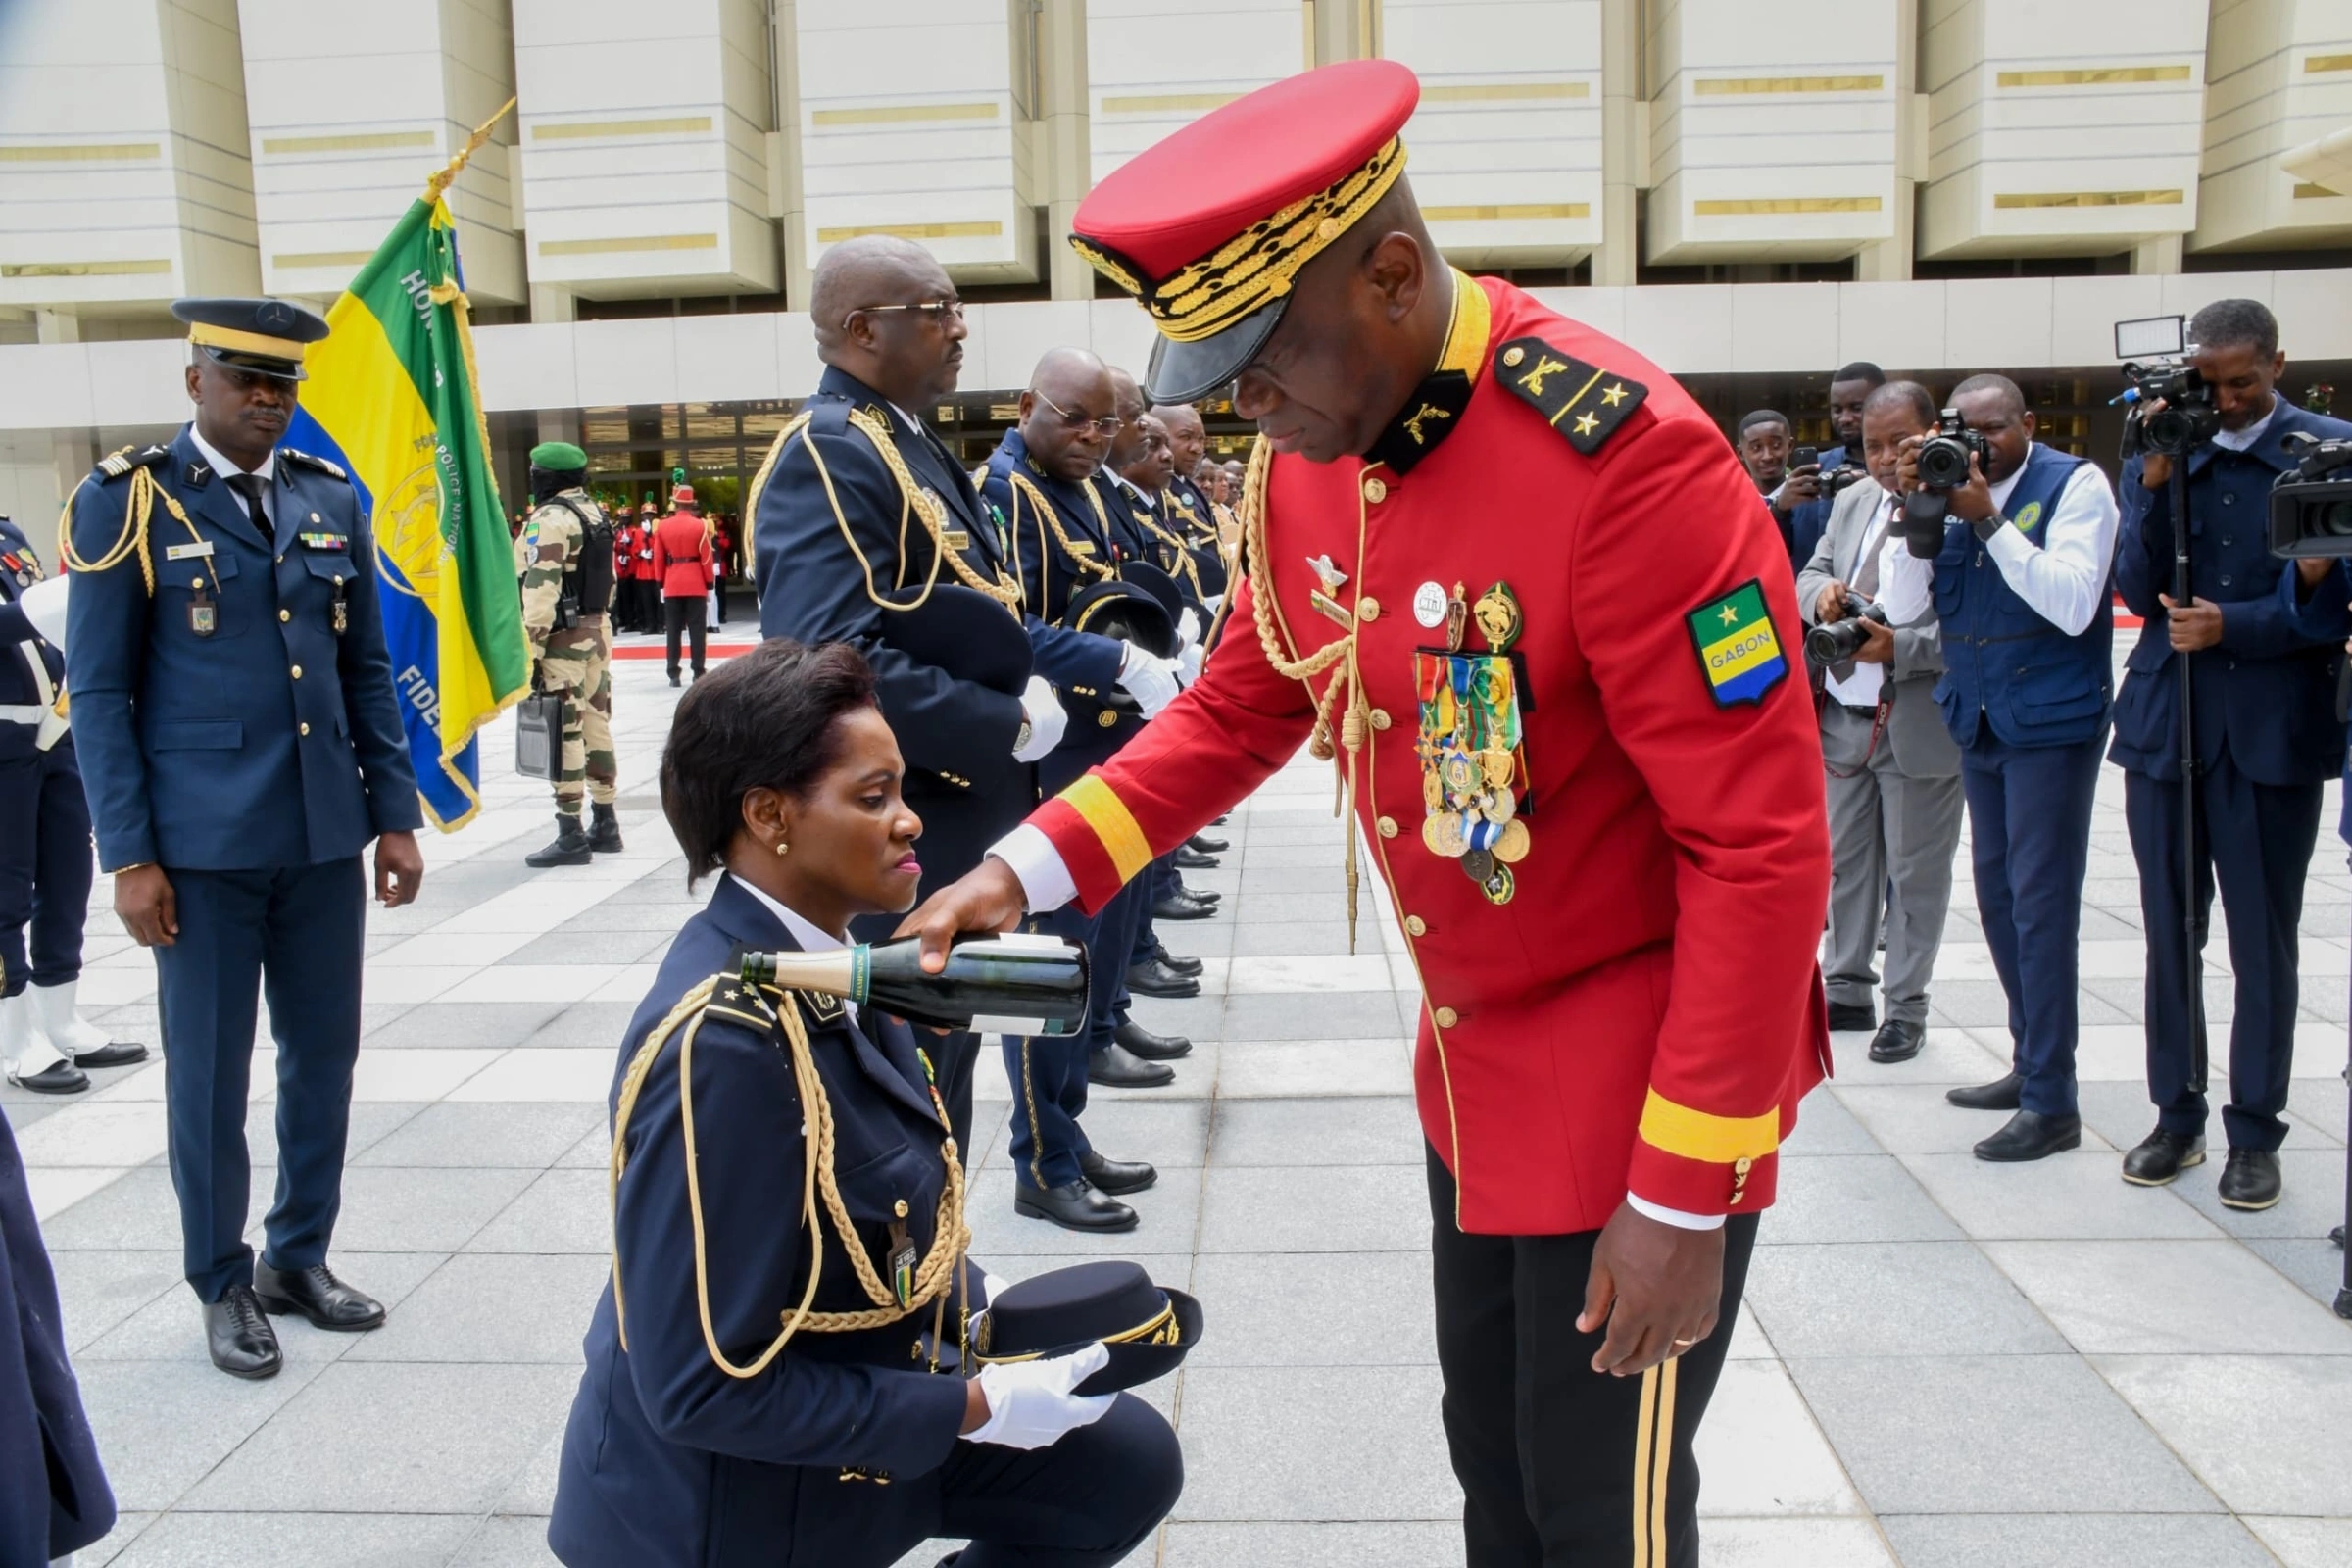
[205,1285,282,1379]
[1826,1001,1877,1033]
[1211,813,1230,826]
[1973,1109,2082,1163]
[253,1260,385,1331]
[71,1041,148,1069]
[1173,844,1221,870]
[1189,832,1229,854]
[1151,942,1203,978]
[1946,1071,2023,1111]
[1089,1043,1176,1088]
[8,1061,88,1094]
[2218,1148,2282,1211]
[1867,1019,1923,1064]
[1079,1150,1158,1195]
[1015,1180,1138,1233]
[1153,890,1216,921]
[1125,956,1201,999]
[1115,1018,1192,1060]
[2121,1128,2205,1187]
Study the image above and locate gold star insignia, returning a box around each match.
[1720,604,1740,627]
[1574,411,1600,436]
[1601,382,1628,406]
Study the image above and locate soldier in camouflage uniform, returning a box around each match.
[517,442,623,868]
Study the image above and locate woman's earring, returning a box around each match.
[775,839,789,856]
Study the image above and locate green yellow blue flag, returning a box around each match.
[285,117,528,829]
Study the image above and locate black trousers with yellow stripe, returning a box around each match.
[1427,1147,1760,1568]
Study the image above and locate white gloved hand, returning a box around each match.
[1117,646,1181,719]
[20,574,68,648]
[1177,606,1201,648]
[1178,642,1204,687]
[1014,675,1067,762]
[965,1343,1114,1449]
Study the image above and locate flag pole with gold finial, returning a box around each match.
[425,96,517,203]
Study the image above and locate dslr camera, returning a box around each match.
[1804,596,1889,667]
[2114,315,2222,461]
[1896,409,1986,557]
[2268,430,2352,560]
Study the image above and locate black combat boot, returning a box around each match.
[524,812,593,868]
[588,802,624,854]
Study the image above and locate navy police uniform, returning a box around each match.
[1931,443,2110,1119]
[0,519,94,1026]
[1165,473,1230,602]
[547,874,1180,1568]
[752,367,1125,1154]
[2116,399,2352,1152]
[64,417,421,1302]
[1785,442,1846,576]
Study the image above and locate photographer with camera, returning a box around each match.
[1899,373,2121,1163]
[1786,362,1886,573]
[1797,381,1964,1066]
[2116,299,2351,1211]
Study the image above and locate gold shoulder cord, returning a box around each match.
[1134,503,1206,601]
[1009,471,1112,584]
[56,451,206,598]
[1239,435,1374,944]
[608,980,972,1379]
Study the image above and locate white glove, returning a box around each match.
[1116,646,1181,719]
[21,574,68,648]
[1178,642,1204,687]
[1177,606,1201,648]
[1014,675,1066,762]
[965,1342,1114,1449]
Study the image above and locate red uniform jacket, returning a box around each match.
[1027,277,1831,1234]
[655,511,714,599]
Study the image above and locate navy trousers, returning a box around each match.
[1958,730,2104,1117]
[2124,757,2322,1152]
[1125,854,1176,969]
[156,858,366,1301]
[0,738,94,999]
[1004,899,1107,1191]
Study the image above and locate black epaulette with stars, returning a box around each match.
[92,445,170,483]
[1494,338,1648,456]
[705,972,781,1036]
[280,448,349,482]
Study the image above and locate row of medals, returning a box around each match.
[1422,581,1531,906]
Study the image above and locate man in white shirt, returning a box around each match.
[1898,374,2122,1163]
[1798,381,1965,1067]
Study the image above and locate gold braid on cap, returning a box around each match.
[1073,138,1408,345]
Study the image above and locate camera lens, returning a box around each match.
[2320,501,2352,538]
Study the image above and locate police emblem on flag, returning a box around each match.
[1686,579,1788,707]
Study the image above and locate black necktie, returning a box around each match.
[227,472,272,543]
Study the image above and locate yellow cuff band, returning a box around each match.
[1638,1089,1779,1164]
[1060,774,1152,884]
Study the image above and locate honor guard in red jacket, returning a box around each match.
[905,60,1830,1567]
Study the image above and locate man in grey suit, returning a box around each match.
[1798,381,1966,1064]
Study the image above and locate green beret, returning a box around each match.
[529,440,588,471]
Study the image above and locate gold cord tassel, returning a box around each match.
[424,96,516,202]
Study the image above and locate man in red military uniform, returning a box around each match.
[903,60,1829,1567]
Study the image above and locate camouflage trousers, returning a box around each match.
[537,618,617,813]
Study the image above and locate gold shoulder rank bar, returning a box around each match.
[1494,338,1647,457]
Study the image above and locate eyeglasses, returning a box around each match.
[1031,388,1120,436]
[851,299,965,326]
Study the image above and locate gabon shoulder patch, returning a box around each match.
[1494,337,1648,455]
[1686,578,1789,708]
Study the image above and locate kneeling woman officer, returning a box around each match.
[549,639,1182,1567]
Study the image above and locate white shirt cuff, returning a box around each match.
[1626,1194,1727,1231]
[988,825,1077,915]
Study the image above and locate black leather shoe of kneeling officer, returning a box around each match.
[1089,1043,1175,1088]
[1015,1179,1139,1233]
[253,1260,385,1331]
[2218,1148,2282,1211]
[1079,1150,1159,1196]
[1151,942,1204,978]
[1946,1071,2023,1111]
[9,1061,88,1095]
[1115,1018,1193,1060]
[1153,890,1217,921]
[1173,844,1221,870]
[1867,1019,1923,1064]
[1826,1001,1876,1033]
[1189,832,1229,854]
[2121,1128,2205,1187]
[1125,955,1201,999]
[205,1285,282,1379]
[1973,1109,2081,1163]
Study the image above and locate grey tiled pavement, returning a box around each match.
[15,650,2352,1567]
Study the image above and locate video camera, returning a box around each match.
[1804,596,1888,667]
[2113,315,2221,461]
[2268,430,2352,560]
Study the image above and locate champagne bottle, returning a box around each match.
[738,933,1089,1036]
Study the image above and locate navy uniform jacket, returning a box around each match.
[549,876,986,1568]
[1784,442,1846,575]
[63,427,421,871]
[1167,474,1230,599]
[2111,400,2352,786]
[755,368,1119,895]
[0,518,65,766]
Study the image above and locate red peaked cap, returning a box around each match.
[1071,60,1421,399]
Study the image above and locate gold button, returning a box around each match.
[309,512,319,524]
[1369,708,1392,730]
[1433,1005,1459,1028]
[1404,915,1427,936]
[1358,596,1381,622]
[893,1199,909,1218]
[299,721,311,736]
[1363,475,1388,504]
[290,664,303,679]
[1377,816,1397,838]
[278,609,290,622]
[1098,710,1116,728]
[1502,345,1526,368]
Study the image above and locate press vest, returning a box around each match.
[1931,443,2110,749]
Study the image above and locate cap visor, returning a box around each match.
[1144,297,1288,403]
[196,344,305,383]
